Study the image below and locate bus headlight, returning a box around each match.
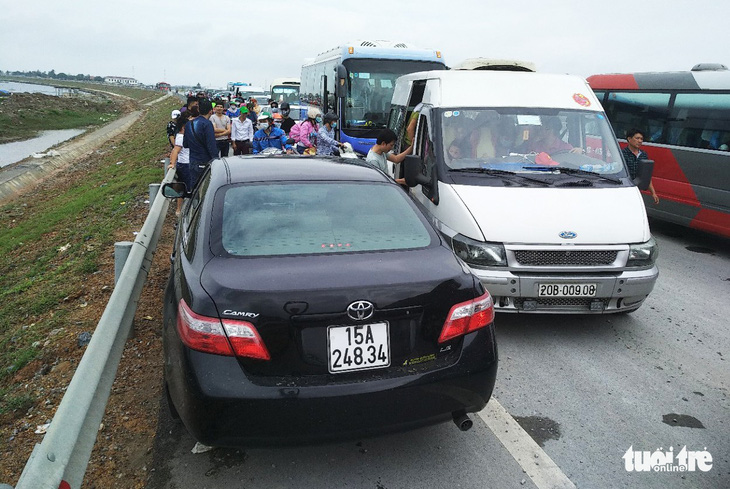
[452,234,507,267]
[627,237,658,267]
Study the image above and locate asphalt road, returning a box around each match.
[148,219,729,489]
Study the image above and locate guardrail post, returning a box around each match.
[162,157,169,178]
[149,183,160,208]
[114,242,133,285]
[115,241,135,339]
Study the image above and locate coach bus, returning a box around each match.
[587,65,730,238]
[300,40,446,155]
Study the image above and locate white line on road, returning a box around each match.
[478,399,576,489]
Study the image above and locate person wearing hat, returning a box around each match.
[226,101,240,119]
[167,109,181,148]
[231,107,254,155]
[316,112,346,156]
[279,102,296,135]
[252,112,292,154]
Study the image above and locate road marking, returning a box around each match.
[478,399,576,489]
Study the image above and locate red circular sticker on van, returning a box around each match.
[573,93,591,107]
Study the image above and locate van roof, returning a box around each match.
[392,71,602,111]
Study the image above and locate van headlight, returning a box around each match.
[452,234,506,267]
[627,237,658,267]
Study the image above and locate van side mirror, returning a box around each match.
[404,155,430,188]
[633,159,654,190]
[162,181,188,199]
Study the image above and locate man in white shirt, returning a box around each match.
[231,107,254,155]
[210,103,232,157]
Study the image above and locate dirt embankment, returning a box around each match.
[0,92,134,144]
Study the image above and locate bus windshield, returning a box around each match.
[271,85,300,105]
[440,108,626,176]
[344,59,444,131]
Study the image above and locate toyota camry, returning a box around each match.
[161,156,498,447]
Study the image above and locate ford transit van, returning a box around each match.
[390,71,658,313]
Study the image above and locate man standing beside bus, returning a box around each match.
[622,128,659,204]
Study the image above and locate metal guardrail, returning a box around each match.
[9,169,176,489]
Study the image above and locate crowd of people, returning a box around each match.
[165,91,411,203]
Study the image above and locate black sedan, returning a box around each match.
[161,156,498,447]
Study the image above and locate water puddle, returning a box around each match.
[0,129,85,167]
[662,413,705,429]
[513,415,561,447]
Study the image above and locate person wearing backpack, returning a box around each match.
[183,98,218,190]
[291,107,321,154]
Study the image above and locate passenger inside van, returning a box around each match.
[516,116,574,154]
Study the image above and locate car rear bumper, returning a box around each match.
[166,327,497,447]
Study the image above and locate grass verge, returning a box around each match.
[0,96,178,419]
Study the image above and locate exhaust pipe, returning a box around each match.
[452,410,473,431]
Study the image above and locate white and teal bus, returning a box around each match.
[300,40,446,155]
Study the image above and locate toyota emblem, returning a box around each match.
[347,301,374,321]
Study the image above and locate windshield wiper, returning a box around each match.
[522,166,622,184]
[450,168,550,185]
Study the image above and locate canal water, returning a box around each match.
[0,80,88,167]
[0,80,76,96]
[0,129,85,168]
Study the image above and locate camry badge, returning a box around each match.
[347,301,374,321]
[559,231,577,239]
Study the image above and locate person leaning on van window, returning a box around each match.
[365,129,413,184]
[621,128,659,204]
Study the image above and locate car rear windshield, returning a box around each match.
[219,182,433,256]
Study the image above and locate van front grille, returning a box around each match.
[513,250,618,266]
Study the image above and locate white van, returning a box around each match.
[390,71,658,313]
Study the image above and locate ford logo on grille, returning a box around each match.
[559,231,577,239]
[347,301,374,321]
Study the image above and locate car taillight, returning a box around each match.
[438,291,494,344]
[177,299,270,360]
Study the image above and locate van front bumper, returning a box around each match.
[471,266,658,314]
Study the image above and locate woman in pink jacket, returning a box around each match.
[291,107,322,154]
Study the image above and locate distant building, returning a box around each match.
[104,76,138,85]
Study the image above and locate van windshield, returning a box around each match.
[440,108,625,176]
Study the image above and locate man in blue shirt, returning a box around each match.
[183,98,218,190]
[317,112,345,156]
[252,112,292,154]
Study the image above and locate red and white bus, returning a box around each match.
[588,64,730,238]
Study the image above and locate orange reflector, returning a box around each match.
[436,51,442,58]
[348,47,354,54]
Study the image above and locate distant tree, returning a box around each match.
[49,69,56,78]
[194,82,202,89]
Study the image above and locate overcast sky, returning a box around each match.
[2,0,728,89]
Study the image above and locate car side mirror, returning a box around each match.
[633,159,654,191]
[162,181,188,199]
[403,155,430,188]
